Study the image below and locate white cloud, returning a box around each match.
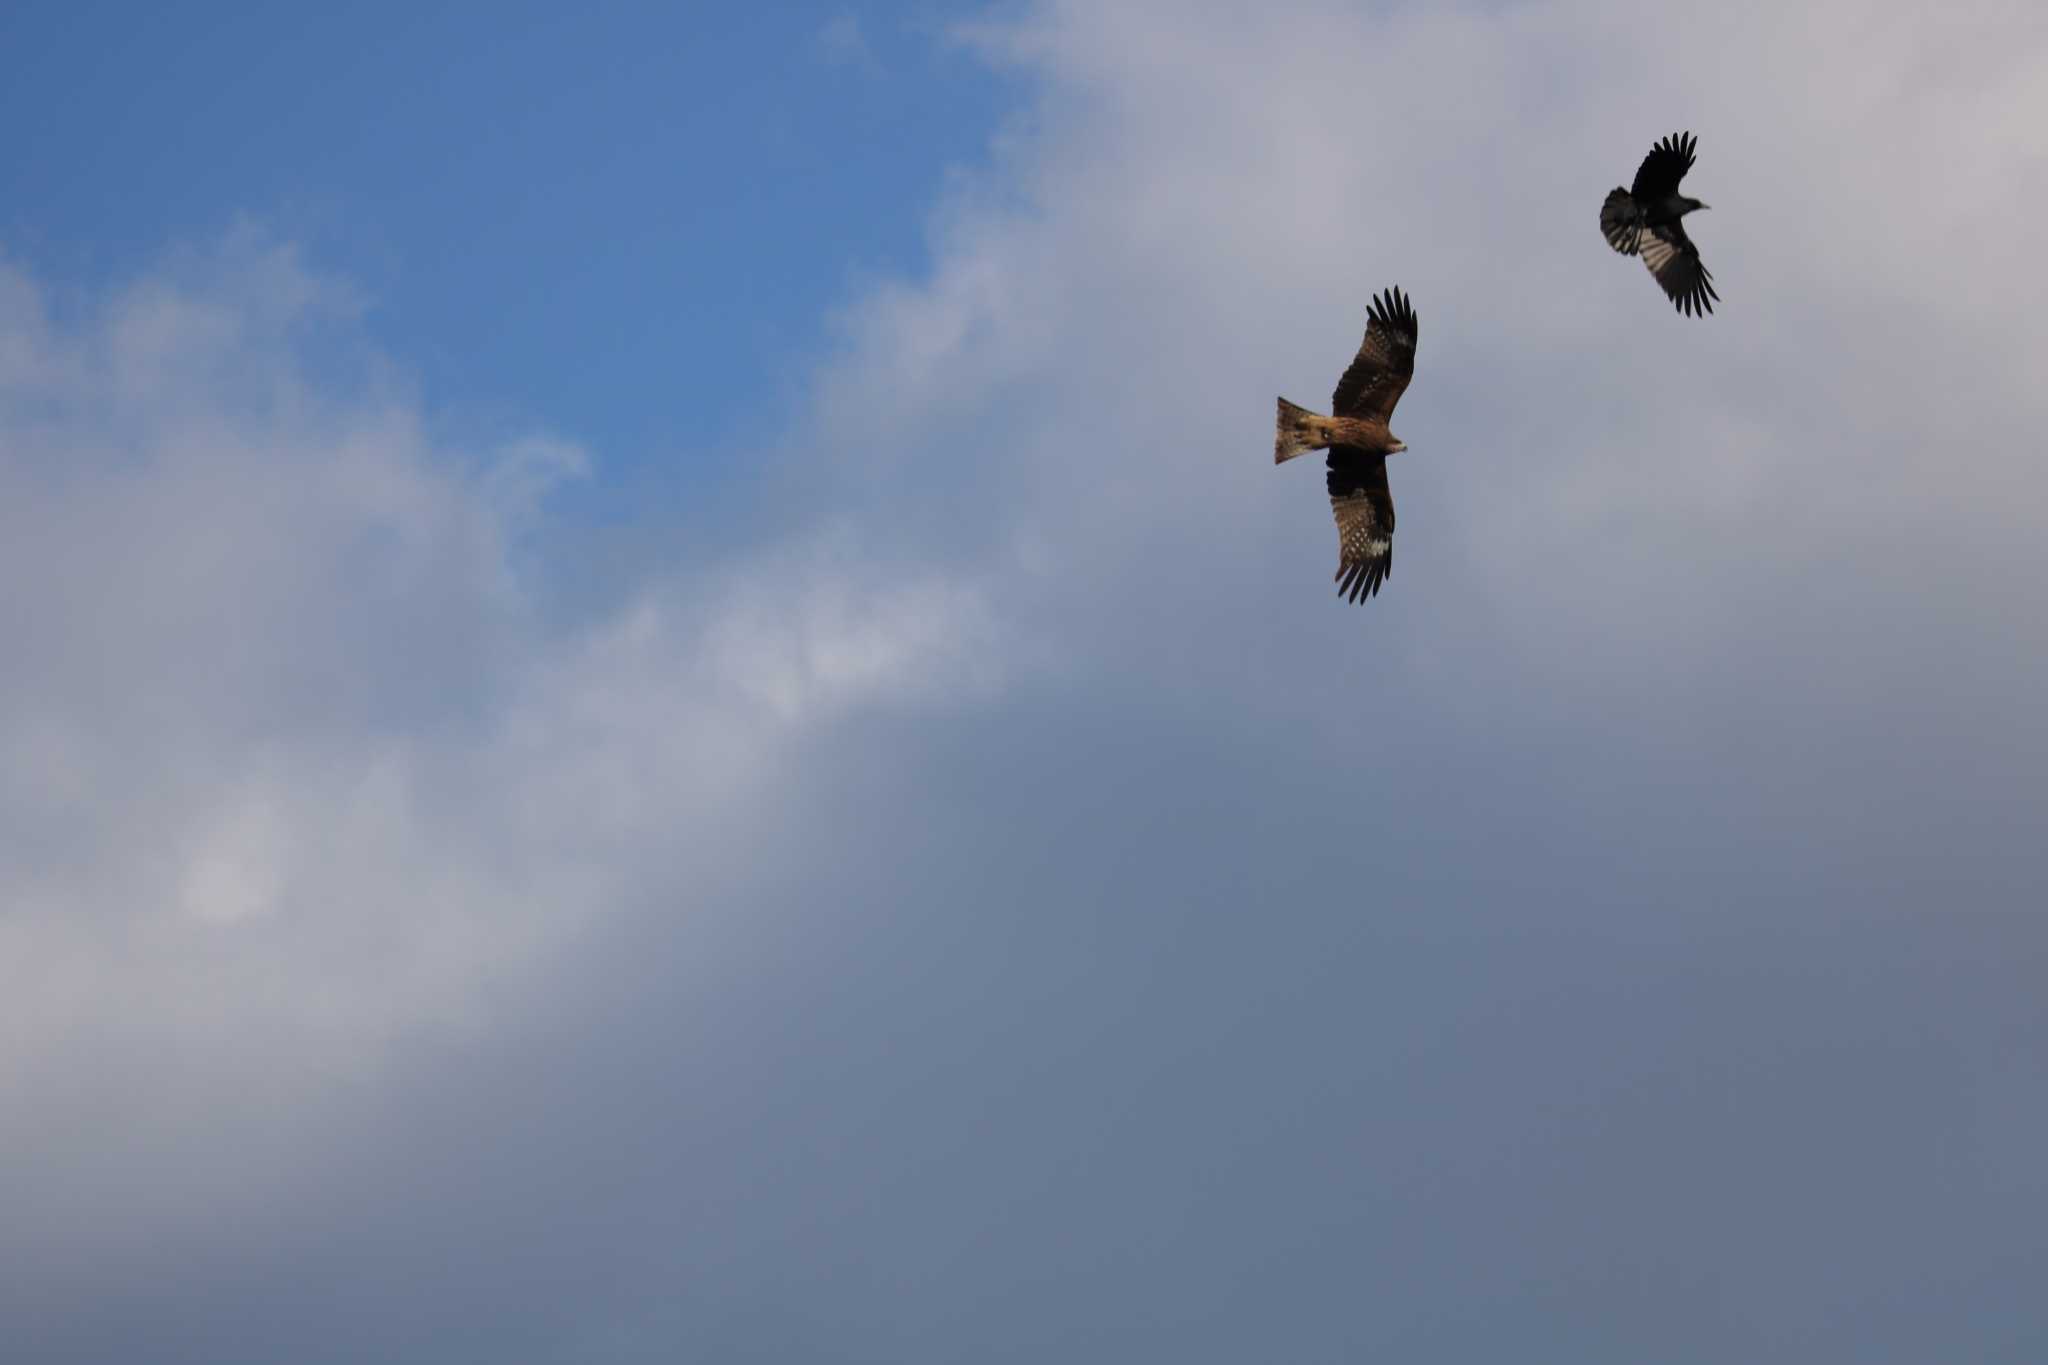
[179,780,293,925]
[0,232,1007,1256]
[811,0,2048,715]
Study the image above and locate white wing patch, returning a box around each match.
[1639,225,1717,315]
[1640,231,1681,276]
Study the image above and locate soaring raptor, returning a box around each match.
[1273,287,1418,604]
[1601,131,1718,317]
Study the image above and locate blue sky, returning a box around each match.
[4,1,2048,1361]
[1,2,1009,507]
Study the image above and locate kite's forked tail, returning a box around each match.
[1276,398,1385,464]
[1275,397,1325,464]
[1277,398,1392,463]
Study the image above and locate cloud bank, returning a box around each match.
[0,230,1004,1275]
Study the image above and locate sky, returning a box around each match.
[3,0,2047,1360]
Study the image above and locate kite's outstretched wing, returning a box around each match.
[1331,287,1419,424]
[1328,450,1395,603]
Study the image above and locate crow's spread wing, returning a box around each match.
[1631,131,1697,201]
[1641,220,1718,316]
[1331,287,1419,424]
[1327,449,1395,603]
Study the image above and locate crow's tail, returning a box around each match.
[1600,188,1643,255]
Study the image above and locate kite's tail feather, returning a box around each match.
[1274,397,1326,464]
[1600,188,1642,255]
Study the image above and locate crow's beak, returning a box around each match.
[1697,202,1712,211]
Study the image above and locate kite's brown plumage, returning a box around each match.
[1272,287,1418,604]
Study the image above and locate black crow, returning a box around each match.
[1602,131,1718,317]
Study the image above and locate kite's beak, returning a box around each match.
[1389,440,1409,454]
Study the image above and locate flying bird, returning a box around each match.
[1273,287,1418,604]
[1601,131,1718,317]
